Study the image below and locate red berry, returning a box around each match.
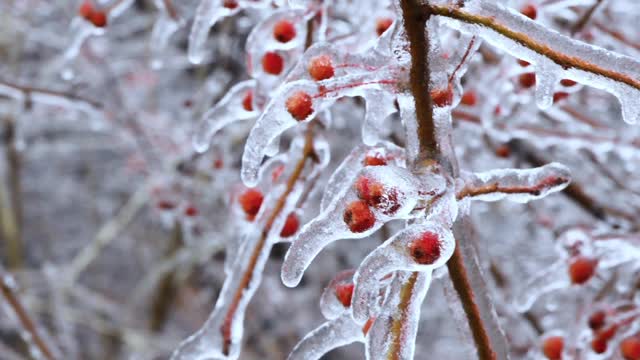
[588,311,606,331]
[79,1,93,19]
[568,257,597,284]
[376,18,393,36]
[553,92,569,103]
[334,283,354,307]
[286,91,314,121]
[517,59,531,67]
[355,176,383,204]
[343,200,376,233]
[519,72,536,88]
[409,231,441,265]
[89,10,107,28]
[431,86,453,107]
[223,0,238,9]
[308,55,334,81]
[460,91,477,106]
[280,213,299,237]
[591,337,608,354]
[184,205,199,217]
[157,200,177,210]
[521,4,537,20]
[262,51,284,75]
[273,20,296,43]
[213,158,224,169]
[495,144,511,158]
[242,90,253,112]
[620,336,640,360]
[560,79,577,87]
[362,317,375,335]
[542,336,564,360]
[363,154,387,166]
[239,189,264,218]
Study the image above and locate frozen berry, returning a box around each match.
[517,59,531,67]
[460,91,477,106]
[308,55,334,81]
[157,200,177,210]
[223,0,238,9]
[280,213,299,237]
[262,51,284,75]
[560,79,577,87]
[588,311,606,331]
[273,20,296,43]
[89,10,107,27]
[184,205,199,217]
[343,200,375,233]
[553,92,569,103]
[521,4,537,20]
[495,144,511,158]
[239,189,264,218]
[376,18,393,36]
[334,283,354,307]
[79,0,93,18]
[568,257,597,284]
[409,231,441,265]
[363,154,387,166]
[519,72,536,88]
[542,336,563,360]
[431,86,453,107]
[591,337,607,354]
[242,90,253,112]
[620,336,640,360]
[286,91,313,121]
[355,176,383,204]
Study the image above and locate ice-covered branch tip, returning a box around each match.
[457,163,571,203]
[426,1,640,123]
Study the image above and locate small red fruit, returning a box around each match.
[591,337,608,354]
[184,205,199,217]
[542,336,564,360]
[495,144,511,158]
[409,231,441,265]
[308,55,334,81]
[355,176,384,204]
[620,335,640,360]
[89,10,107,28]
[286,91,314,121]
[79,0,93,18]
[517,59,531,67]
[431,86,453,107]
[273,20,296,43]
[242,90,253,112]
[239,189,264,218]
[588,310,606,331]
[334,283,354,307]
[262,51,284,75]
[223,0,238,9]
[519,72,536,88]
[521,4,538,20]
[553,92,569,104]
[280,213,300,237]
[460,91,477,106]
[568,257,597,284]
[375,18,393,36]
[343,200,376,233]
[560,79,577,87]
[363,154,387,166]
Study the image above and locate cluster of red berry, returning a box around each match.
[78,0,107,28]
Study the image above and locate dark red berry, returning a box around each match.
[460,91,477,106]
[273,20,296,43]
[343,200,375,233]
[519,72,536,88]
[521,4,537,20]
[239,189,264,218]
[262,51,284,75]
[409,231,441,265]
[280,213,299,237]
[568,257,597,284]
[242,90,253,112]
[542,336,563,360]
[376,18,393,36]
[286,91,313,121]
[334,283,354,307]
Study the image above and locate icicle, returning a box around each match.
[287,314,363,360]
[188,0,240,64]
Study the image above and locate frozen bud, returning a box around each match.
[343,200,375,233]
[286,91,314,121]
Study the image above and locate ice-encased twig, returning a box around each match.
[287,314,364,360]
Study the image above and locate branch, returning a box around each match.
[0,78,103,111]
[571,0,603,35]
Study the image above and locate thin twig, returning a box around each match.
[571,0,603,35]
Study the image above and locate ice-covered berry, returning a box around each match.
[89,10,107,28]
[375,18,393,36]
[239,189,264,218]
[242,90,253,112]
[280,213,300,237]
[542,336,563,360]
[363,154,387,166]
[343,200,375,233]
[223,0,238,9]
[519,72,536,88]
[262,51,284,75]
[286,91,313,121]
[521,4,537,20]
[620,336,640,360]
[273,20,296,43]
[308,55,334,81]
[460,91,477,106]
[568,257,597,284]
[431,87,453,107]
[409,231,441,265]
[588,310,606,330]
[334,283,354,307]
[79,0,93,18]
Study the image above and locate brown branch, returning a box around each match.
[1,116,23,269]
[386,272,418,360]
[456,175,569,201]
[425,4,640,91]
[220,125,317,355]
[0,79,103,110]
[0,274,57,360]
[571,0,603,35]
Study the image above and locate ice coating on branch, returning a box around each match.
[188,0,240,64]
[150,0,182,69]
[457,163,571,203]
[534,64,561,110]
[193,80,257,153]
[319,270,355,320]
[513,260,569,312]
[365,271,431,360]
[352,221,454,323]
[287,314,363,360]
[320,143,405,211]
[362,90,397,145]
[281,165,425,287]
[62,18,104,63]
[241,70,398,186]
[437,0,640,124]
